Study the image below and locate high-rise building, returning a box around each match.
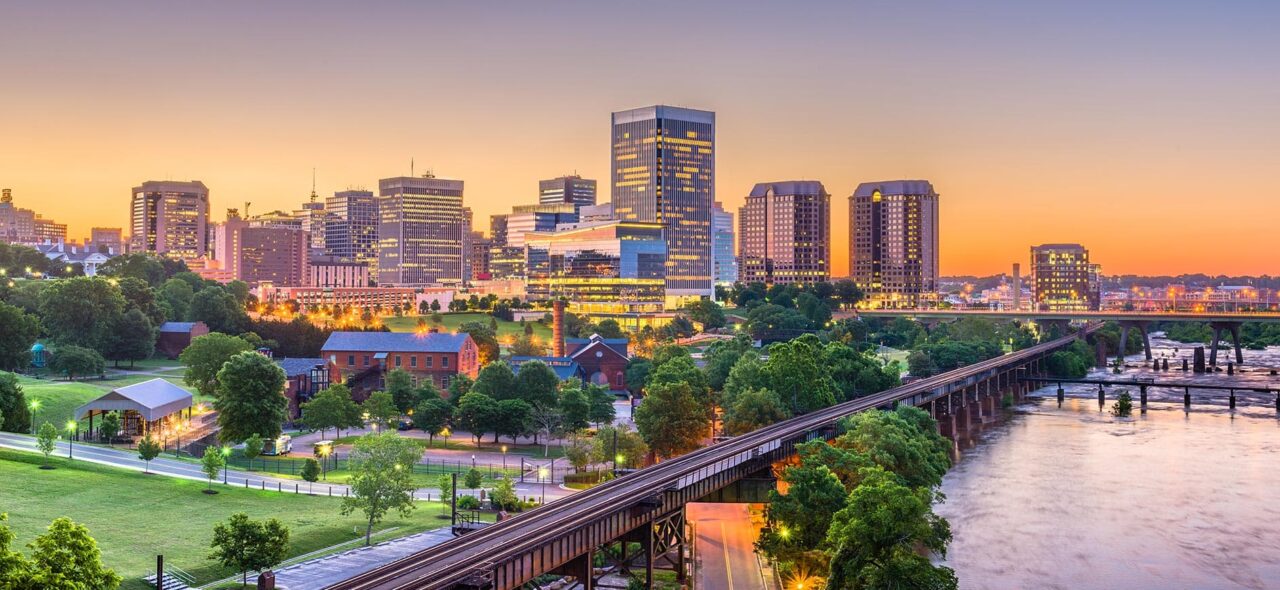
[33,218,68,243]
[849,180,939,308]
[738,181,830,285]
[89,228,124,255]
[611,105,715,305]
[711,202,737,287]
[539,175,597,211]
[377,174,466,286]
[1030,244,1100,311]
[324,189,379,272]
[468,231,492,282]
[295,188,327,253]
[130,180,210,258]
[236,226,310,287]
[0,188,68,246]
[486,203,579,281]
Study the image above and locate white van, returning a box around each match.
[263,434,293,456]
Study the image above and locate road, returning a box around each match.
[688,503,770,590]
[0,432,576,501]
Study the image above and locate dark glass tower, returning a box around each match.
[611,105,715,305]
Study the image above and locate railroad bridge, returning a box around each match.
[325,327,1100,590]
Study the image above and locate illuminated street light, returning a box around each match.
[28,399,39,434]
[65,420,77,459]
[221,445,231,484]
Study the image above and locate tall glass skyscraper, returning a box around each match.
[611,105,715,305]
[377,174,466,286]
[324,189,379,272]
[711,202,737,288]
[538,175,597,212]
[130,180,210,258]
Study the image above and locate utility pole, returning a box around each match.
[450,472,458,528]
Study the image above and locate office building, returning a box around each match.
[309,255,370,288]
[89,227,124,254]
[236,225,310,287]
[324,190,379,271]
[1030,244,1101,311]
[525,219,666,319]
[0,189,67,245]
[849,180,939,308]
[539,175,597,211]
[487,203,578,280]
[711,202,737,287]
[130,180,210,258]
[738,181,829,285]
[377,174,466,286]
[468,231,492,282]
[611,105,715,305]
[295,188,327,253]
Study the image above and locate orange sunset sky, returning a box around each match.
[2,1,1277,277]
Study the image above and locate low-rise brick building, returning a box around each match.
[321,331,480,398]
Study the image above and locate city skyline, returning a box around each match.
[3,1,1279,277]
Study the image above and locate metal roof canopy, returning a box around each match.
[75,378,193,422]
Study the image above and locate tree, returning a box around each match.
[682,299,726,330]
[201,446,226,492]
[760,335,840,414]
[159,278,196,321]
[744,303,811,341]
[446,373,474,406]
[824,467,955,590]
[0,302,38,371]
[243,434,264,472]
[137,434,161,474]
[116,276,166,327]
[457,321,500,365]
[591,424,648,469]
[470,362,517,401]
[24,517,122,590]
[341,432,423,545]
[180,333,253,397]
[529,404,563,456]
[491,476,518,511]
[36,422,57,466]
[454,392,499,443]
[796,292,832,327]
[414,397,454,445]
[300,459,321,494]
[493,399,533,443]
[362,391,400,430]
[209,512,291,587]
[757,462,849,566]
[702,334,754,392]
[587,384,617,427]
[37,277,126,352]
[0,373,27,435]
[47,345,105,381]
[515,361,560,408]
[190,286,249,334]
[301,384,360,438]
[509,334,545,357]
[623,358,653,397]
[564,438,592,473]
[98,412,121,447]
[822,342,899,402]
[634,381,710,459]
[101,308,157,368]
[413,379,443,406]
[214,351,288,444]
[558,384,591,432]
[463,467,483,490]
[833,279,864,309]
[384,369,417,413]
[1112,391,1134,417]
[831,407,952,492]
[98,252,166,286]
[723,387,790,435]
[437,473,454,513]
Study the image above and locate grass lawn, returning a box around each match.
[17,371,203,430]
[0,448,454,589]
[383,312,552,340]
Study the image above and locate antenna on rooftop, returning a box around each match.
[310,168,318,202]
[411,158,415,178]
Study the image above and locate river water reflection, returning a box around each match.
[936,342,1280,590]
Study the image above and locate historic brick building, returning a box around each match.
[321,331,480,398]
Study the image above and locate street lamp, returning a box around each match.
[471,454,476,469]
[221,445,231,484]
[501,445,507,470]
[28,400,39,434]
[65,420,77,459]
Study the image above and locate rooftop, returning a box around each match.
[852,180,937,198]
[321,331,472,353]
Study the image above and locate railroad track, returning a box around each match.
[326,326,1097,590]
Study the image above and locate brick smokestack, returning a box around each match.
[552,300,565,357]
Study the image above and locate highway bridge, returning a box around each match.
[857,309,1280,366]
[323,326,1100,590]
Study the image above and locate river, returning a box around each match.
[935,335,1280,590]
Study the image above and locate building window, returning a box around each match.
[442,356,449,369]
[347,354,355,366]
[395,355,402,367]
[362,355,370,367]
[441,375,451,389]
[425,356,433,368]
[410,356,417,368]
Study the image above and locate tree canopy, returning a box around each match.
[214,351,288,443]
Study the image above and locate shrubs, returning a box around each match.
[456,495,481,510]
[563,470,607,485]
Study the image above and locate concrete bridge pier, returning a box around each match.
[1139,385,1148,412]
[1117,320,1154,365]
[1097,384,1106,410]
[1209,321,1245,366]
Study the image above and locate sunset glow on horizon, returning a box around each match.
[3,1,1277,277]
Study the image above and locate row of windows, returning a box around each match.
[345,353,450,369]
